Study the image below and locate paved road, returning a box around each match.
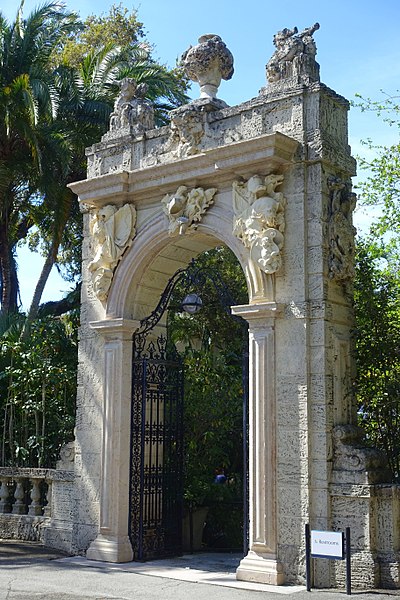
[0,541,399,600]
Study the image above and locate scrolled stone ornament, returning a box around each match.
[161,186,217,236]
[327,176,357,282]
[180,34,234,100]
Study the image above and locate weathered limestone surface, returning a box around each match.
[54,25,400,590]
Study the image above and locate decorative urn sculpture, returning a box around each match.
[180,34,234,100]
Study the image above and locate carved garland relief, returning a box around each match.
[233,174,286,275]
[327,176,357,282]
[88,203,137,301]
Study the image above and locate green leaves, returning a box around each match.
[0,313,77,467]
[355,241,400,481]
[355,92,400,252]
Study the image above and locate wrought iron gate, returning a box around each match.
[129,259,249,560]
[130,332,184,560]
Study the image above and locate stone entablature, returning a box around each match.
[85,84,355,180]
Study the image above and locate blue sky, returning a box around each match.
[2,0,400,309]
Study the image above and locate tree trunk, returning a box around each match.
[27,247,57,320]
[0,223,12,314]
[20,242,58,340]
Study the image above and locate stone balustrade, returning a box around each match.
[0,467,74,543]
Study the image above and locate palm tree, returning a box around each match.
[25,40,189,322]
[0,1,188,320]
[0,1,78,314]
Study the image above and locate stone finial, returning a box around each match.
[109,77,154,136]
[266,22,320,86]
[180,34,234,101]
[233,174,286,275]
[88,203,137,301]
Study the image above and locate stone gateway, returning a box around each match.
[48,25,399,589]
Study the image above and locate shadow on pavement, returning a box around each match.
[0,540,70,565]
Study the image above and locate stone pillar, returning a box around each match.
[13,478,26,515]
[28,478,42,516]
[232,302,284,585]
[86,318,139,563]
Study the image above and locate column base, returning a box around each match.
[236,550,285,585]
[86,534,133,563]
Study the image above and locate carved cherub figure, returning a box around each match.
[109,78,154,133]
[89,203,136,300]
[233,174,286,275]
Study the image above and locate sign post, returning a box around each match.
[305,525,351,595]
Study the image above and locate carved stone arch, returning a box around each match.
[106,209,251,321]
[66,77,385,589]
[69,133,299,583]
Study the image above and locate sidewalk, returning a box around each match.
[0,541,398,600]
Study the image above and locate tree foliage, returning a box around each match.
[354,91,400,481]
[57,3,145,68]
[168,246,248,548]
[0,312,77,467]
[355,92,400,255]
[0,1,79,313]
[354,241,400,481]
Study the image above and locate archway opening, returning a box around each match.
[129,245,249,560]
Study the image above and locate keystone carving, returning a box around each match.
[162,186,217,236]
[89,203,137,301]
[233,174,286,275]
[180,34,234,101]
[266,23,320,85]
[327,176,357,282]
[109,78,154,136]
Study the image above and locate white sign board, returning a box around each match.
[311,530,344,559]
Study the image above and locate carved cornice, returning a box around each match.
[68,132,299,209]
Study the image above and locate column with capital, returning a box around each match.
[232,302,284,585]
[86,318,139,563]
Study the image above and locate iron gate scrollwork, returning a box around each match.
[129,259,249,560]
[130,332,184,560]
